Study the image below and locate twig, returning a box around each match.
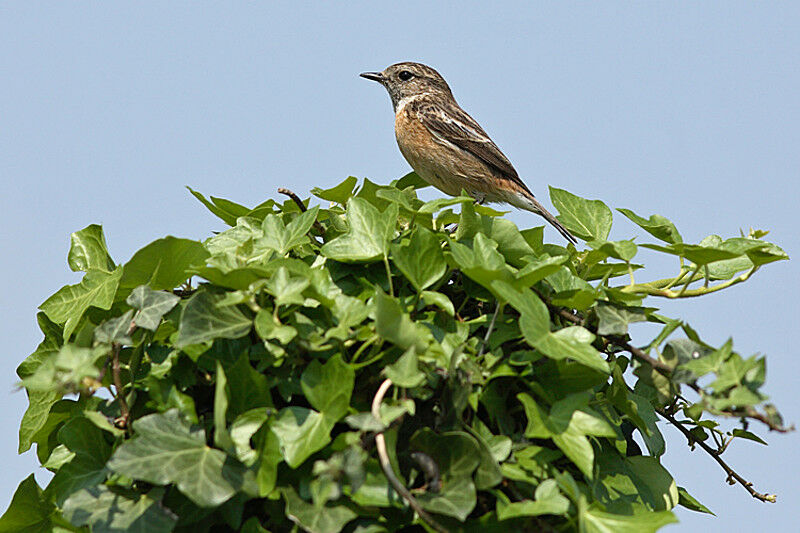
[111,343,130,428]
[657,408,776,503]
[477,302,502,358]
[547,302,790,432]
[277,187,326,234]
[371,379,448,532]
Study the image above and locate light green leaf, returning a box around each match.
[68,224,115,273]
[108,409,250,507]
[126,285,180,331]
[385,347,425,388]
[390,227,446,291]
[496,479,569,519]
[94,310,134,345]
[550,187,613,241]
[580,504,677,533]
[311,176,359,204]
[301,355,355,419]
[120,237,209,292]
[373,291,428,351]
[271,407,335,468]
[282,487,356,533]
[420,291,454,316]
[256,207,319,255]
[40,267,123,340]
[321,198,398,262]
[617,208,682,244]
[214,361,235,452]
[264,266,309,307]
[535,327,611,374]
[230,409,269,466]
[187,186,241,226]
[595,303,648,336]
[176,290,252,347]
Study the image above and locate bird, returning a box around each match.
[360,61,577,244]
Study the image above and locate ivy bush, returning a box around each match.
[2,174,789,532]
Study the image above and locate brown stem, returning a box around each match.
[112,343,130,428]
[657,408,776,503]
[371,379,448,532]
[277,187,326,234]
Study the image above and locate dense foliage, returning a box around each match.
[3,174,789,532]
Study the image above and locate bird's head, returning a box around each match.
[360,62,453,110]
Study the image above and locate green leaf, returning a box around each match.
[617,208,682,244]
[257,207,319,255]
[230,409,269,466]
[46,417,111,505]
[21,344,107,392]
[187,186,242,226]
[373,291,428,351]
[588,239,638,262]
[40,267,123,340]
[120,237,209,292]
[271,407,335,468]
[420,290,454,316]
[394,171,430,190]
[639,242,740,265]
[321,198,398,262]
[282,487,356,533]
[62,486,177,533]
[214,361,235,452]
[94,310,134,345]
[68,224,115,273]
[595,303,648,336]
[496,479,569,519]
[534,327,611,374]
[108,409,250,507]
[126,285,180,331]
[550,187,613,241]
[731,428,768,445]
[677,486,714,515]
[596,454,679,512]
[265,266,309,307]
[301,355,354,420]
[385,347,425,388]
[390,227,446,291]
[0,475,57,533]
[177,290,252,347]
[408,429,481,520]
[580,505,677,533]
[311,176,359,204]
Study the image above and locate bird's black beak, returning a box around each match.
[359,71,384,83]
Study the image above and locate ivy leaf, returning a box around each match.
[257,207,319,255]
[0,475,58,533]
[390,227,446,291]
[282,487,356,533]
[39,267,123,340]
[301,355,354,420]
[62,486,177,533]
[595,303,648,336]
[68,224,115,273]
[311,176,359,204]
[120,237,209,292]
[177,290,252,347]
[321,198,398,262]
[496,479,569,519]
[270,407,335,468]
[550,187,613,241]
[94,310,134,345]
[580,504,677,533]
[126,285,180,331]
[385,347,425,388]
[617,208,683,244]
[677,486,714,515]
[46,417,111,505]
[108,409,251,507]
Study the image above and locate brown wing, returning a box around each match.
[414,100,536,196]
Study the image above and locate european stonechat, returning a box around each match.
[361,61,577,244]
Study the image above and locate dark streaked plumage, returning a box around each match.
[360,61,577,244]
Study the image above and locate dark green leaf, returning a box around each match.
[62,486,177,533]
[617,208,682,244]
[108,410,250,507]
[177,290,252,347]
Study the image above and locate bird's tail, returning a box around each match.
[512,191,578,245]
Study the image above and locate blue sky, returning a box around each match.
[1,3,798,530]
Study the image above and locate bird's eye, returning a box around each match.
[398,70,414,81]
